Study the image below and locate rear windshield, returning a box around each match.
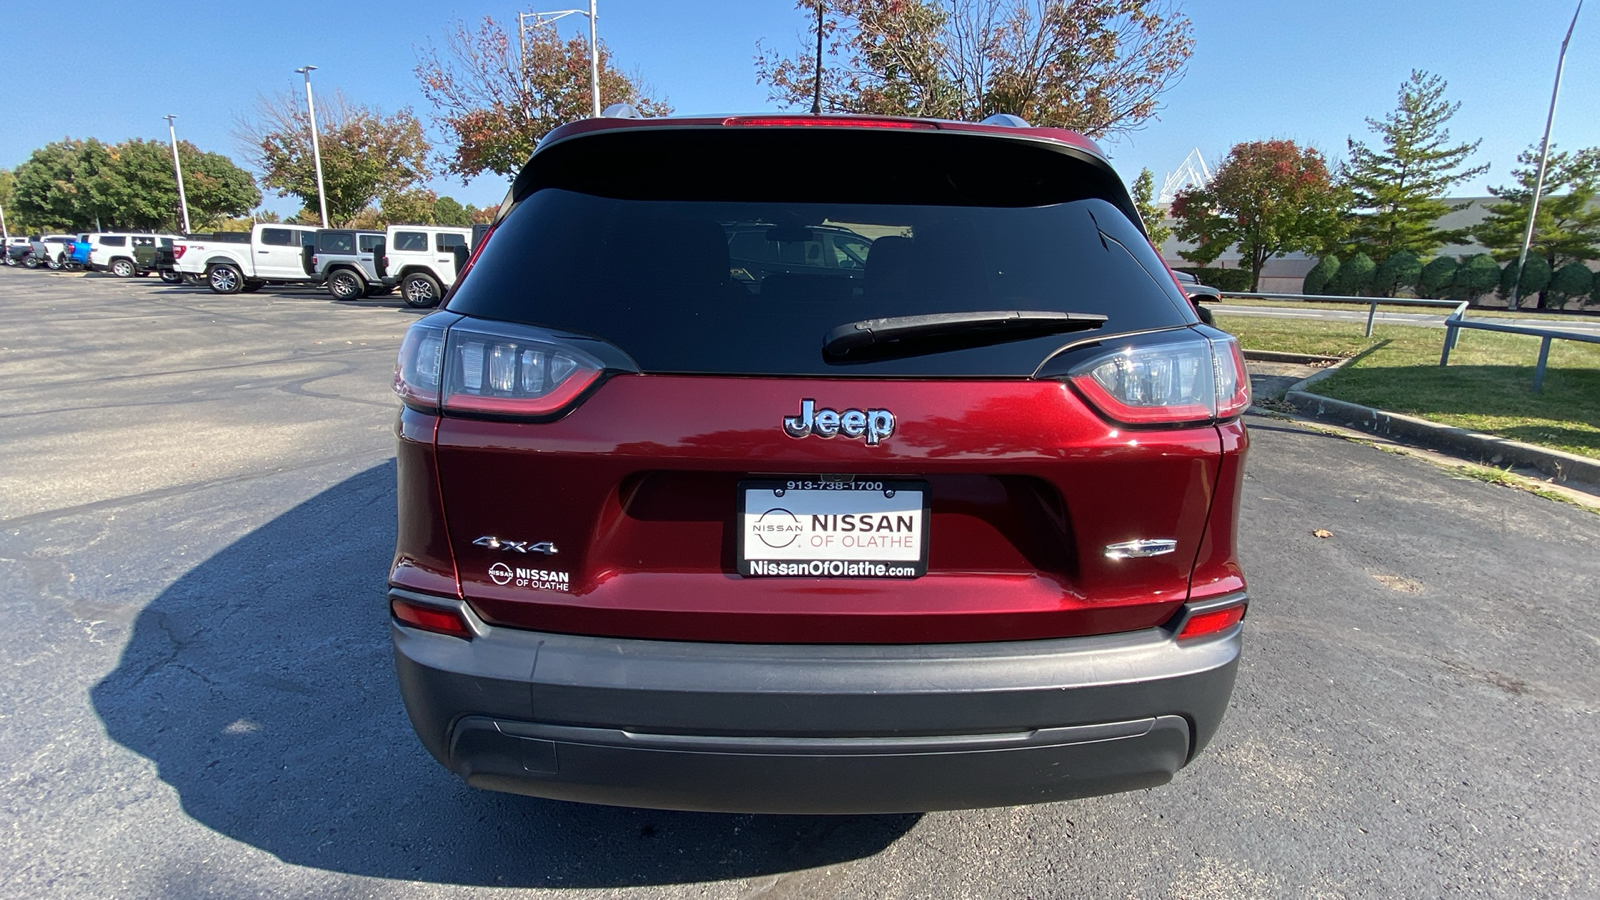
[449,132,1192,377]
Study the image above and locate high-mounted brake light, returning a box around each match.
[1177,601,1246,641]
[393,316,607,420]
[721,115,937,130]
[1069,334,1251,426]
[391,597,473,640]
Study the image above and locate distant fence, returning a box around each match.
[1213,291,1596,393]
[1216,291,1468,338]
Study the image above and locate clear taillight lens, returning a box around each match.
[393,317,449,411]
[1069,333,1251,425]
[393,316,605,419]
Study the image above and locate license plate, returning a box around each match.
[737,478,929,578]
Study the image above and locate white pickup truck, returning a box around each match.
[173,223,319,294]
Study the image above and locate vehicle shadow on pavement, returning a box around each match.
[91,463,917,888]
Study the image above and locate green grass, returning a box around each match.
[1216,314,1600,460]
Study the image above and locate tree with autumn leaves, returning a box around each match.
[415,16,670,181]
[1170,140,1347,292]
[239,90,432,226]
[756,0,1193,137]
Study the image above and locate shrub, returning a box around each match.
[1547,262,1595,306]
[1302,255,1339,295]
[1498,256,1551,307]
[1329,252,1375,296]
[1372,250,1422,297]
[1174,267,1252,293]
[1450,254,1501,301]
[1417,256,1457,298]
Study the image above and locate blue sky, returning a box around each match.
[4,0,1595,216]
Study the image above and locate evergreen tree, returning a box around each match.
[1547,262,1594,305]
[1303,255,1339,295]
[1131,168,1171,248]
[1471,145,1600,307]
[1498,256,1551,304]
[1450,253,1500,301]
[1343,70,1487,260]
[1330,252,1375,296]
[1417,256,1458,298]
[1372,250,1422,297]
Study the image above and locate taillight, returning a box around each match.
[1069,333,1250,426]
[393,316,606,420]
[1177,601,1246,641]
[311,254,319,267]
[391,597,472,640]
[173,245,187,259]
[382,254,389,268]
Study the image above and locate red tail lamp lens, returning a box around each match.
[173,245,187,259]
[1177,603,1246,640]
[394,317,609,420]
[1069,334,1251,426]
[391,598,473,639]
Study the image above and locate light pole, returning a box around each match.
[163,115,193,234]
[812,1,824,115]
[518,3,600,117]
[1510,0,1583,311]
[0,201,9,243]
[295,65,330,228]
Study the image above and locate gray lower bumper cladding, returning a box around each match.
[390,588,1243,814]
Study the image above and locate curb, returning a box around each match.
[1241,349,1342,365]
[1283,391,1600,489]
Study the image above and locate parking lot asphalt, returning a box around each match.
[2,270,1597,899]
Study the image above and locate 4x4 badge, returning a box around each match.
[473,536,558,555]
[783,399,895,445]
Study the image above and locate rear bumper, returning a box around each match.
[391,588,1243,814]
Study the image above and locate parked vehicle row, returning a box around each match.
[6,223,487,309]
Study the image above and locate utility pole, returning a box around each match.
[0,201,9,243]
[812,1,825,115]
[163,115,193,234]
[518,5,600,117]
[295,65,330,228]
[1510,0,1583,311]
[588,0,600,118]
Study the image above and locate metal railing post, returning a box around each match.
[1441,325,1455,366]
[1533,336,1553,392]
[1365,299,1378,337]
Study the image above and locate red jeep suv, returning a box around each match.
[389,113,1250,814]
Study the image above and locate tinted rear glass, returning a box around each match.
[99,236,127,247]
[394,231,427,251]
[318,232,355,253]
[261,228,295,247]
[450,131,1191,377]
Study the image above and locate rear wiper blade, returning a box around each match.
[823,310,1106,361]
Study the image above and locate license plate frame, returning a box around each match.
[737,478,930,578]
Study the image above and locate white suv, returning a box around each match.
[82,233,181,277]
[384,225,473,307]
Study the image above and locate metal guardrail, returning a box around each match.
[1217,291,1469,338]
[1441,313,1600,392]
[1213,290,1597,392]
